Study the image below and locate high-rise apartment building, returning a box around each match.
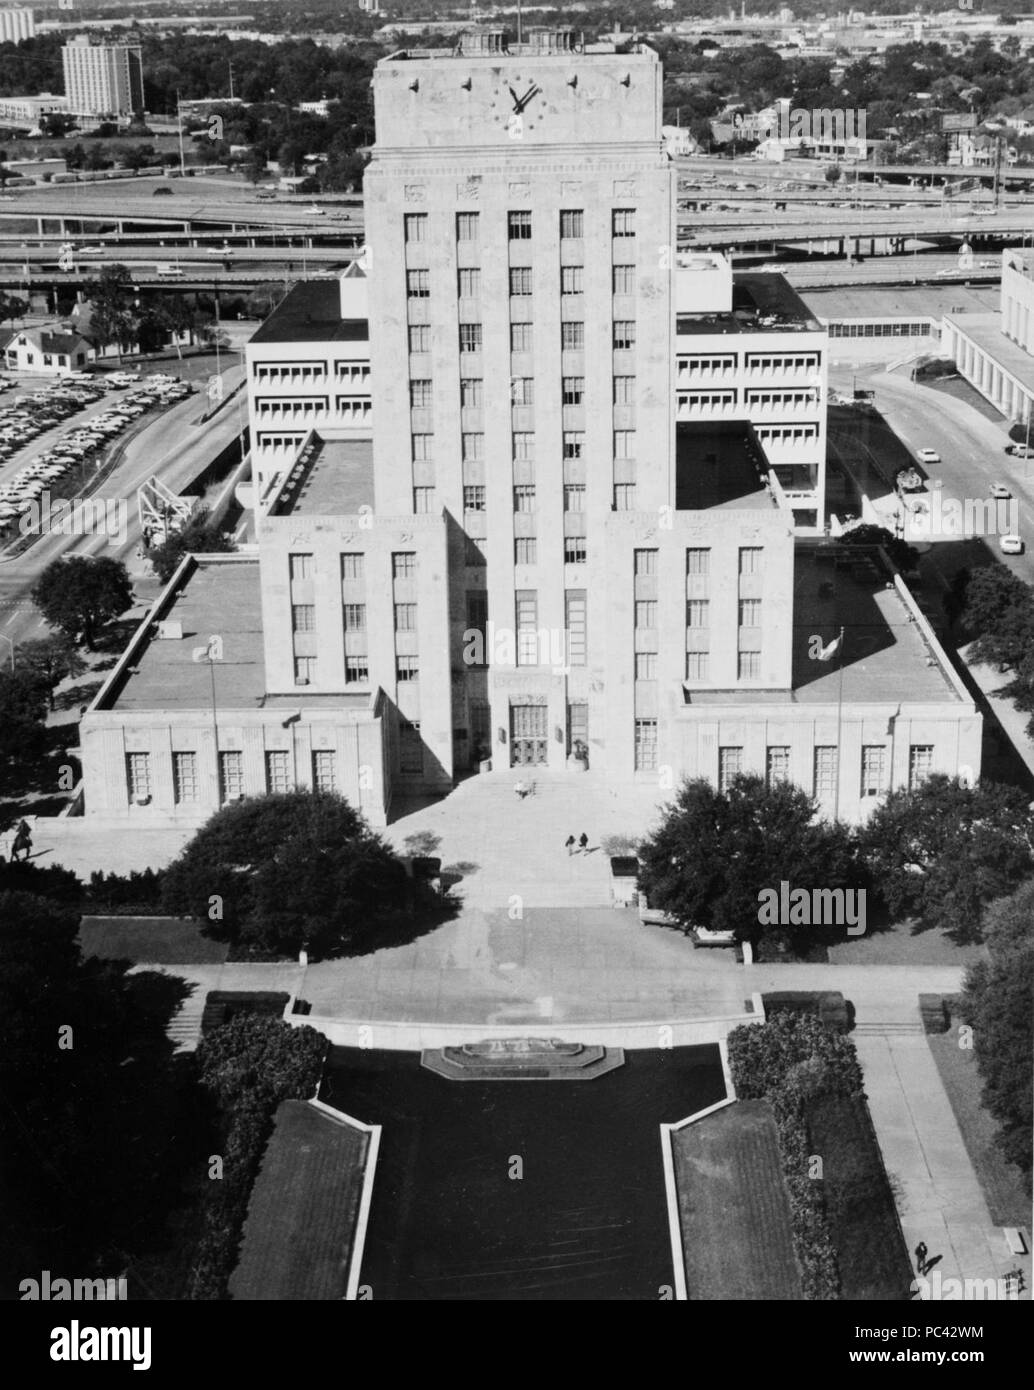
[79,29,981,826]
[0,7,35,42]
[62,37,144,119]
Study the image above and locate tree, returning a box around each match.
[860,774,1034,943]
[161,790,412,956]
[636,774,863,950]
[824,164,842,182]
[836,522,918,572]
[196,1013,326,1110]
[0,289,29,328]
[86,263,138,359]
[14,635,87,711]
[0,667,49,764]
[147,507,236,585]
[960,563,1034,667]
[31,555,133,650]
[39,111,76,138]
[958,881,1034,1180]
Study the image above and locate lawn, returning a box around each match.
[927,1003,1030,1227]
[672,1100,803,1300]
[805,1092,913,1300]
[228,1101,369,1301]
[79,915,228,965]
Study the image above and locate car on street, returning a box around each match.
[916,447,941,464]
[1000,533,1025,554]
[690,926,738,949]
[990,483,1012,500]
[1006,443,1034,457]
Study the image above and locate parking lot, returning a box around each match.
[0,369,193,546]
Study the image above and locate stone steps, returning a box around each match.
[853,1020,926,1036]
[167,991,207,1053]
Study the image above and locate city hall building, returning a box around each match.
[80,29,981,827]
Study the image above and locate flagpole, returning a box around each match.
[833,624,846,822]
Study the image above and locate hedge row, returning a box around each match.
[728,1012,866,1300]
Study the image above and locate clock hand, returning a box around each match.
[508,85,522,111]
[517,84,540,112]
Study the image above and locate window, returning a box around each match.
[861,745,887,797]
[512,432,535,461]
[413,486,435,513]
[410,379,433,408]
[909,744,934,790]
[635,652,657,680]
[562,377,584,406]
[460,378,483,408]
[613,321,636,350]
[739,546,763,575]
[396,656,420,682]
[686,548,710,576]
[614,376,636,406]
[312,749,336,792]
[634,548,657,576]
[218,751,244,802]
[508,210,532,240]
[343,602,366,631]
[766,746,790,788]
[564,537,587,564]
[561,265,583,296]
[514,537,537,565]
[406,269,430,299]
[292,604,315,633]
[614,430,635,459]
[635,599,657,629]
[126,752,151,801]
[635,718,657,771]
[294,656,316,684]
[509,266,533,296]
[392,552,416,579]
[172,751,198,804]
[687,599,709,628]
[394,602,417,632]
[738,650,761,680]
[739,599,761,627]
[456,211,479,241]
[718,746,743,792]
[463,485,486,511]
[266,750,291,794]
[613,483,636,511]
[399,719,423,772]
[561,321,584,350]
[409,325,430,353]
[404,213,427,243]
[513,485,536,512]
[461,432,484,461]
[613,209,636,238]
[341,553,363,581]
[566,591,586,667]
[613,264,635,295]
[685,651,708,680]
[516,591,538,664]
[411,433,434,461]
[563,432,584,459]
[560,209,584,239]
[459,322,483,354]
[511,377,534,406]
[814,745,838,797]
[345,655,369,684]
[511,322,533,352]
[289,552,314,581]
[458,267,481,299]
[564,484,585,512]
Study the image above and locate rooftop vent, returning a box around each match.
[459,28,507,56]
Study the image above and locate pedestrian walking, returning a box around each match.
[565,835,575,856]
[914,1242,928,1274]
[578,832,588,853]
[12,818,32,863]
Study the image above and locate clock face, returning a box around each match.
[491,77,542,140]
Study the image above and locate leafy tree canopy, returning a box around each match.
[31,555,133,650]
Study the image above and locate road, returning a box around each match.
[0,364,247,655]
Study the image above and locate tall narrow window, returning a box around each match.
[456,211,480,241]
[172,751,198,804]
[312,749,337,792]
[126,752,151,802]
[766,746,790,787]
[613,209,636,238]
[814,745,838,797]
[406,269,430,299]
[218,750,244,802]
[289,552,314,581]
[509,266,533,296]
[613,321,636,350]
[635,719,657,771]
[739,546,763,575]
[265,750,291,794]
[508,210,532,240]
[560,209,584,238]
[565,591,586,667]
[516,591,538,665]
[861,745,887,797]
[404,213,427,243]
[461,378,484,408]
[909,744,933,790]
[718,746,743,792]
[562,377,584,405]
[561,321,584,350]
[561,266,584,295]
[458,267,481,299]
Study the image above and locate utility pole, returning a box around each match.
[228,61,235,102]
[176,90,185,177]
[993,134,1002,210]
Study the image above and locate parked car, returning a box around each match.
[916,447,941,464]
[1000,533,1024,555]
[690,926,738,949]
[990,483,1012,500]
[1006,443,1034,458]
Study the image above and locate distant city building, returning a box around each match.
[0,93,68,125]
[62,36,144,118]
[943,250,1034,426]
[0,7,35,42]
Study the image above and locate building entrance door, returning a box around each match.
[510,704,548,767]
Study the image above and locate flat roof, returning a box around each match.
[802,284,999,320]
[790,544,959,704]
[675,422,777,511]
[250,280,368,347]
[677,272,820,336]
[943,311,1034,385]
[268,434,375,517]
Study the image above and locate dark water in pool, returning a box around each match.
[320,1045,726,1301]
